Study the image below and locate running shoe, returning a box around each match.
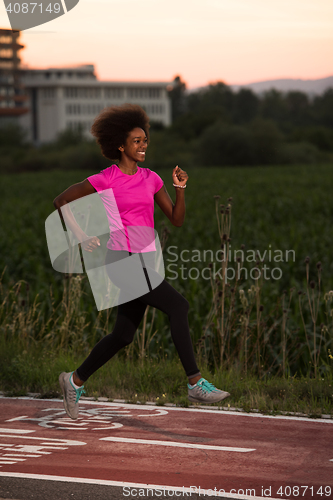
[59,371,85,420]
[188,378,230,404]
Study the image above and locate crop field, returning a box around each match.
[1,164,333,381]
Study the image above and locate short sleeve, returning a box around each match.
[87,167,111,192]
[150,170,164,194]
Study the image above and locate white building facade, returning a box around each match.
[20,64,173,144]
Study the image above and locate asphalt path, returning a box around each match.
[0,397,332,500]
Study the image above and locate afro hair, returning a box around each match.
[90,103,150,161]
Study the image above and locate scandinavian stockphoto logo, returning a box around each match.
[3,0,80,31]
[45,188,165,311]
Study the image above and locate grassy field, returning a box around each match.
[2,164,333,288]
[1,339,332,416]
[0,164,333,413]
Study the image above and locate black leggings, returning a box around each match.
[76,249,200,381]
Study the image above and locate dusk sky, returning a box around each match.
[1,0,332,89]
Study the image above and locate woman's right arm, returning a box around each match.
[53,179,100,252]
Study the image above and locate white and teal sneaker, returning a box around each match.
[188,378,230,404]
[59,372,85,420]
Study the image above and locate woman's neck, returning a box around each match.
[117,159,138,175]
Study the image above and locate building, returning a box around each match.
[20,64,173,144]
[0,28,29,126]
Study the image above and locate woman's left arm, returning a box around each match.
[154,166,188,227]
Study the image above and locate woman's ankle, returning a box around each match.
[188,374,201,385]
[73,371,84,387]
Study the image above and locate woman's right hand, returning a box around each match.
[54,179,98,244]
[81,236,101,252]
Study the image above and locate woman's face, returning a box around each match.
[119,127,148,162]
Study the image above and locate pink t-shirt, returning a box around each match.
[87,164,164,253]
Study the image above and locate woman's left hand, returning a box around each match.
[172,165,188,187]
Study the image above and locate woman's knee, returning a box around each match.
[106,330,135,350]
[172,294,189,314]
[182,296,190,312]
[118,331,136,348]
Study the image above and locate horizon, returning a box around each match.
[1,0,332,90]
[17,60,333,89]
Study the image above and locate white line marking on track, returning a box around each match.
[2,396,331,424]
[0,457,26,461]
[0,428,34,434]
[100,436,255,452]
[3,454,42,458]
[0,434,86,446]
[0,472,289,500]
[138,409,168,417]
[6,416,29,422]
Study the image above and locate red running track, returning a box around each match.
[0,397,332,499]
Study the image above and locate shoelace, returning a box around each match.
[198,379,218,394]
[74,386,86,403]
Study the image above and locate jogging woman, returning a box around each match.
[54,104,230,419]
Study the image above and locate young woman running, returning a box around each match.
[54,104,230,419]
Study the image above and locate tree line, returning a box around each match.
[146,77,333,168]
[0,76,332,173]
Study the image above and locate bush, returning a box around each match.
[277,141,322,164]
[56,142,110,171]
[249,118,284,165]
[0,154,14,174]
[14,149,50,172]
[0,123,30,149]
[53,126,87,149]
[143,130,195,170]
[197,122,255,166]
[291,126,333,152]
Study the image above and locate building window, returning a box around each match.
[127,88,161,99]
[127,87,150,99]
[64,88,78,98]
[66,104,81,115]
[149,88,160,99]
[0,75,13,84]
[64,87,101,98]
[67,120,84,131]
[145,103,165,114]
[70,104,80,114]
[0,48,13,58]
[104,87,123,99]
[0,61,13,69]
[0,99,15,107]
[42,88,55,98]
[0,35,12,44]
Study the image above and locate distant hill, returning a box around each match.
[230,76,333,96]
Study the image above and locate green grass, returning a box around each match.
[1,164,333,292]
[1,164,333,393]
[0,339,332,417]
